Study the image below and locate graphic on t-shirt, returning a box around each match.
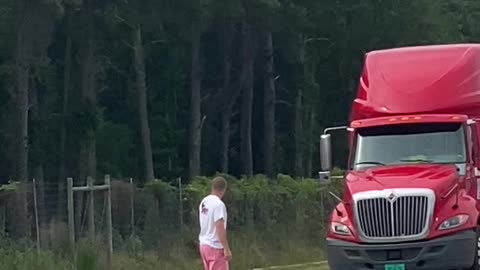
[201,203,209,215]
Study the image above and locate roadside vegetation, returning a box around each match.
[0,173,343,270]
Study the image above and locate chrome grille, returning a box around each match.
[353,189,434,243]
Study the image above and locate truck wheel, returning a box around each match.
[467,227,480,270]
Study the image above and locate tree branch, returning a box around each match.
[200,115,207,130]
[122,40,135,50]
[98,55,127,75]
[276,100,292,107]
[304,37,329,44]
[147,40,167,45]
[115,14,134,29]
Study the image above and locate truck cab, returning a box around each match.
[321,44,480,270]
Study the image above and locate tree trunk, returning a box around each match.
[79,0,97,182]
[220,23,234,174]
[263,31,276,178]
[294,88,304,177]
[133,27,155,182]
[13,3,30,237]
[30,79,47,227]
[189,21,202,180]
[306,108,315,177]
[220,114,231,173]
[58,35,71,219]
[16,64,29,186]
[294,34,307,177]
[220,87,241,174]
[14,62,29,239]
[77,0,97,232]
[240,21,254,176]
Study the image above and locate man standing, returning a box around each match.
[199,176,232,270]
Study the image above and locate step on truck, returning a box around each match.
[320,44,480,270]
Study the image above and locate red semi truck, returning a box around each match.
[320,44,480,270]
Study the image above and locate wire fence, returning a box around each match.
[0,174,342,268]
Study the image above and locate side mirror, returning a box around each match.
[319,133,332,185]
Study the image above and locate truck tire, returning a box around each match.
[466,226,480,270]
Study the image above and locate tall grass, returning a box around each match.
[0,238,322,270]
[0,226,327,270]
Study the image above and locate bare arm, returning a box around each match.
[215,219,230,250]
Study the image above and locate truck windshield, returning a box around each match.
[352,122,466,173]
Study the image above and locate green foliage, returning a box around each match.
[124,235,144,259]
[0,236,70,270]
[144,179,176,199]
[75,242,98,270]
[0,248,73,270]
[96,121,134,177]
[331,167,344,176]
[0,182,17,192]
[120,174,342,269]
[0,174,358,269]
[139,174,342,242]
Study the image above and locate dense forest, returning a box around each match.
[0,0,479,187]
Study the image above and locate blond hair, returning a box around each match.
[211,176,227,192]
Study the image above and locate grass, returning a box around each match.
[300,267,328,270]
[0,230,327,270]
[299,265,329,270]
[282,265,329,270]
[0,248,329,270]
[250,261,329,270]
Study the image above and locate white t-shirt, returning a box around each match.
[198,194,228,249]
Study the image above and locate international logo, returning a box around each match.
[386,192,396,203]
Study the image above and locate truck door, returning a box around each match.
[470,121,480,204]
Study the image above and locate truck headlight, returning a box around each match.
[438,214,469,230]
[331,222,351,235]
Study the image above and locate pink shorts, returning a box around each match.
[199,244,229,270]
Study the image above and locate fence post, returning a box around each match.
[130,177,135,237]
[105,175,113,269]
[0,205,4,234]
[178,177,183,233]
[67,177,75,252]
[87,176,95,242]
[33,178,40,253]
